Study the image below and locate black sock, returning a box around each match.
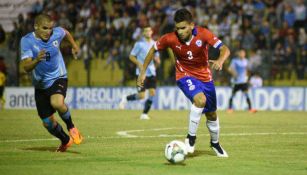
[127,94,138,101]
[246,97,252,110]
[143,99,153,114]
[187,134,196,146]
[59,109,74,130]
[47,123,70,145]
[228,97,233,109]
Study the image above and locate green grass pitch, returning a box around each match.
[0,110,306,175]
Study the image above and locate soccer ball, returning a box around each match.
[164,140,188,163]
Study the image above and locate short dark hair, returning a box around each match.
[174,8,193,23]
[142,25,151,30]
[34,14,53,25]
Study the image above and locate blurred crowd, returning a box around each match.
[5,0,307,85]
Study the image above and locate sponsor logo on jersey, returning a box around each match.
[196,40,202,47]
[176,45,182,50]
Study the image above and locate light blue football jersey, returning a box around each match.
[20,27,67,89]
[229,58,249,84]
[130,37,159,76]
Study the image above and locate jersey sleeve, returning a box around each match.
[130,42,140,56]
[154,34,170,51]
[203,28,223,49]
[229,59,236,69]
[54,27,66,41]
[20,37,33,60]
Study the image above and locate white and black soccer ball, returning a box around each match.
[165,140,188,163]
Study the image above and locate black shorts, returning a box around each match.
[137,76,157,92]
[232,83,249,94]
[35,78,68,119]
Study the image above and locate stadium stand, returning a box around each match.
[0,0,306,86]
[0,0,40,32]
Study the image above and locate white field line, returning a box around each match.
[1,127,307,143]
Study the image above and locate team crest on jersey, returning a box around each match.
[196,40,202,47]
[53,40,59,47]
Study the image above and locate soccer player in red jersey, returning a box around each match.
[137,8,230,157]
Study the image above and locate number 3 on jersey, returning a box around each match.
[186,79,193,86]
[186,79,195,91]
[187,51,193,60]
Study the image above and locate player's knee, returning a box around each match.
[193,96,206,108]
[205,112,217,121]
[148,89,156,96]
[149,91,156,97]
[138,93,145,99]
[50,100,64,110]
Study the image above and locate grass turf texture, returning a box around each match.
[0,110,306,175]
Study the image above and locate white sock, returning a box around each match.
[188,104,203,136]
[206,117,220,143]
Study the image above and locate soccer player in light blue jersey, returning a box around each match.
[119,26,160,120]
[228,49,257,113]
[20,14,83,152]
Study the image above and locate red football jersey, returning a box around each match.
[154,26,223,82]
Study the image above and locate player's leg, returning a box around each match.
[51,93,83,144]
[140,88,154,120]
[228,84,239,112]
[205,111,228,157]
[185,92,206,153]
[42,115,73,152]
[243,91,252,110]
[50,79,83,144]
[119,77,146,109]
[177,77,205,153]
[242,83,257,113]
[35,88,72,152]
[141,76,157,120]
[201,80,228,157]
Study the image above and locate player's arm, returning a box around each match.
[227,66,237,77]
[141,46,155,72]
[21,50,46,73]
[63,28,80,59]
[209,45,230,71]
[167,48,175,64]
[154,52,161,68]
[137,46,155,87]
[20,37,46,72]
[129,54,143,70]
[204,28,230,71]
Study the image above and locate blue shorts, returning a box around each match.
[177,76,217,113]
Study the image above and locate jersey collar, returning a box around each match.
[192,26,198,36]
[32,30,54,42]
[184,27,198,45]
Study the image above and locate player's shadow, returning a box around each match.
[22,147,81,154]
[163,150,214,166]
[186,150,214,158]
[164,162,186,166]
